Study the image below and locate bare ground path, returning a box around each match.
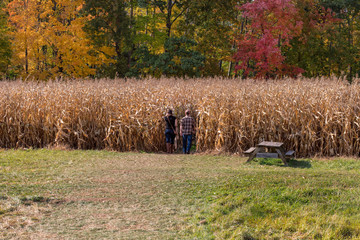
[0,150,243,239]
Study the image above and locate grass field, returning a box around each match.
[1,150,360,239]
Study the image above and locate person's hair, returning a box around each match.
[185,109,190,116]
[167,109,173,115]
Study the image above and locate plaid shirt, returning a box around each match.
[181,116,195,135]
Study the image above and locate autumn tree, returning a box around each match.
[7,0,109,80]
[234,0,304,78]
[0,0,11,77]
[3,0,359,79]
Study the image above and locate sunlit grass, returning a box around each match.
[185,158,360,239]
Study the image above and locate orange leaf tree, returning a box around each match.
[0,0,11,77]
[7,0,113,80]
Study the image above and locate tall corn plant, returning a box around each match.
[1,77,360,157]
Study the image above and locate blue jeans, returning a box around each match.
[182,134,192,154]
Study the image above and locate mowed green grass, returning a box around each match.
[0,150,360,239]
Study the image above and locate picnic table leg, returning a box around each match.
[275,148,288,166]
[247,147,261,163]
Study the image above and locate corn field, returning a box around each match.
[1,77,360,157]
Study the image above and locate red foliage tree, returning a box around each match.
[234,0,304,78]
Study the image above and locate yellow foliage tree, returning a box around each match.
[7,0,114,80]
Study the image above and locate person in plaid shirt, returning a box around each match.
[180,109,195,154]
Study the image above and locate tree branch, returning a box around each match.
[171,7,187,25]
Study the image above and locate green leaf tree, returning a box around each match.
[83,0,133,78]
[139,0,190,37]
[284,0,338,77]
[133,0,191,54]
[179,0,242,77]
[129,36,205,78]
[320,0,360,80]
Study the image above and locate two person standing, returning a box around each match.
[164,109,195,154]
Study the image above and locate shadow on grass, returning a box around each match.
[256,158,312,168]
[288,159,312,168]
[20,196,65,206]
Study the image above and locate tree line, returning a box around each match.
[0,0,359,80]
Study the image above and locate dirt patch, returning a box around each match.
[0,197,62,239]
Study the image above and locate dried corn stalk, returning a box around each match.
[0,77,359,157]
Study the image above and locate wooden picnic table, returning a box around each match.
[245,141,294,166]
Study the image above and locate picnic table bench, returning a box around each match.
[245,141,295,166]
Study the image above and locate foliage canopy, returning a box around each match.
[0,0,359,80]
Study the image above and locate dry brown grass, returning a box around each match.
[1,77,360,157]
[0,197,57,239]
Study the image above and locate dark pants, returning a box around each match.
[165,129,175,144]
[182,134,192,154]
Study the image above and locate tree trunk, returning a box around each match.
[129,1,135,66]
[145,7,148,35]
[24,0,29,75]
[227,61,233,77]
[166,0,173,37]
[229,16,246,77]
[25,45,28,75]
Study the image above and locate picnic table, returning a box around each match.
[244,141,295,166]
